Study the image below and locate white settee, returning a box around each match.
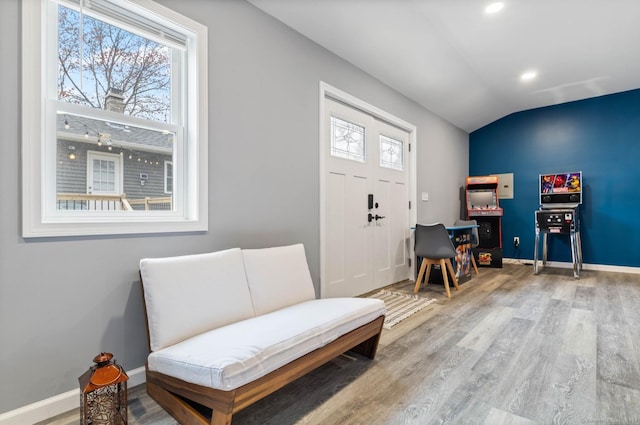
[139,244,386,425]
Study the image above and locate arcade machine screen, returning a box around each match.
[468,190,496,210]
[539,172,582,206]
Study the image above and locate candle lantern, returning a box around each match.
[78,352,129,425]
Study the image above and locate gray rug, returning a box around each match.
[368,290,437,329]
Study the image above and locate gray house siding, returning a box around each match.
[57,143,171,197]
[56,139,87,194]
[122,152,172,200]
[57,137,172,209]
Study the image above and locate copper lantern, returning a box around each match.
[78,352,129,425]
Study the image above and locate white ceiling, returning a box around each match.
[248,0,640,132]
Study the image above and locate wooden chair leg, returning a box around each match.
[414,258,428,293]
[445,259,460,291]
[470,252,479,275]
[439,259,451,298]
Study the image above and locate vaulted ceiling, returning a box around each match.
[248,0,640,132]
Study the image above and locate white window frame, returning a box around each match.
[22,0,208,237]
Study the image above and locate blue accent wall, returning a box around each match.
[470,88,640,267]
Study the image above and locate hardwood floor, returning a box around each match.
[41,264,640,425]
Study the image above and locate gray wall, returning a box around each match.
[0,0,468,413]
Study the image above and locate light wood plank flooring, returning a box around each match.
[40,263,640,424]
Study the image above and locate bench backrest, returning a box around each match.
[140,248,255,352]
[242,244,316,316]
[140,244,317,352]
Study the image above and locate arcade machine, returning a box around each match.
[466,176,503,267]
[534,172,583,278]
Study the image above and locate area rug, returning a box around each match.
[367,290,437,329]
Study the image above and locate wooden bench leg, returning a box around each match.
[148,381,212,425]
[211,411,233,425]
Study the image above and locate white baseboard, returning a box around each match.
[0,366,145,425]
[503,258,640,274]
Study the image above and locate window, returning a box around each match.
[379,134,404,171]
[164,161,173,194]
[22,0,208,237]
[330,116,366,162]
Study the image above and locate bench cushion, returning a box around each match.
[140,248,255,352]
[242,244,316,316]
[147,297,386,390]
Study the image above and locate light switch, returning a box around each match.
[421,192,429,201]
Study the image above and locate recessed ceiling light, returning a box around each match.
[520,71,537,81]
[485,2,505,14]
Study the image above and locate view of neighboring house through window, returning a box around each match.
[56,1,175,211]
[22,0,208,236]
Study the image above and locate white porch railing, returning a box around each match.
[56,194,172,211]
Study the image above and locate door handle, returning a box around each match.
[368,213,386,223]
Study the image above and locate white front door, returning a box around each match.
[322,97,411,298]
[373,120,411,289]
[87,151,123,195]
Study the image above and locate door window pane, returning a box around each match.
[164,161,173,194]
[92,159,116,192]
[330,116,365,162]
[379,134,403,170]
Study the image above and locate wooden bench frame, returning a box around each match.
[140,275,384,425]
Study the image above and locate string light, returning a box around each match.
[61,118,168,170]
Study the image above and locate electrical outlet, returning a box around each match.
[513,236,520,248]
